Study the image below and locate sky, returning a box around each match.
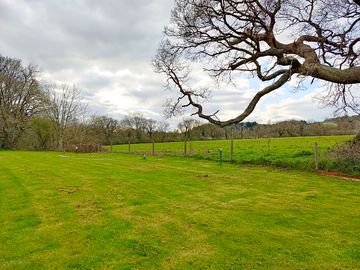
[0,0,353,129]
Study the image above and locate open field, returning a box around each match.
[110,135,358,175]
[0,151,359,269]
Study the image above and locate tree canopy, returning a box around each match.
[154,0,360,127]
[0,55,44,148]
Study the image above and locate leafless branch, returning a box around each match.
[154,0,360,126]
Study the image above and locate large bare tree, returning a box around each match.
[0,55,44,148]
[178,118,201,140]
[45,83,86,151]
[144,118,158,142]
[121,113,147,142]
[154,0,360,127]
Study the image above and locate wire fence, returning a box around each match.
[107,136,355,172]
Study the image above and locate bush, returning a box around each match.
[326,135,360,176]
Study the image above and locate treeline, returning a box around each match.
[178,116,360,141]
[0,55,89,150]
[0,55,169,150]
[226,116,360,139]
[1,55,359,151]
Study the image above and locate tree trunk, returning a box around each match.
[58,136,64,151]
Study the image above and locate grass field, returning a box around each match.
[110,135,357,175]
[0,151,359,269]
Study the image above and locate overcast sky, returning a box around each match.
[0,0,349,129]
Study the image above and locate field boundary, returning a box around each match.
[319,171,360,181]
[107,135,359,177]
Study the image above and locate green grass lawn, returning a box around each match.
[110,135,358,175]
[0,151,359,269]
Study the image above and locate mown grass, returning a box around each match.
[0,151,359,269]
[111,135,358,175]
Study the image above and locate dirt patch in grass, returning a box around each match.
[320,171,360,181]
[59,186,79,194]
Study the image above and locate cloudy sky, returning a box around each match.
[0,0,349,128]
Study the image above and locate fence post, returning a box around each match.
[128,141,131,153]
[230,139,234,161]
[152,141,155,156]
[314,142,319,170]
[184,140,187,156]
[219,147,223,165]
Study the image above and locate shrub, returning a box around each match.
[326,135,360,176]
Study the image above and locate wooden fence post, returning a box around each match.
[184,140,187,156]
[230,139,234,161]
[128,141,131,153]
[152,141,155,156]
[219,147,223,165]
[314,142,319,170]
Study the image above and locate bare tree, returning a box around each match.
[90,115,118,151]
[178,118,201,140]
[154,0,360,127]
[157,120,170,141]
[67,116,89,148]
[119,118,135,143]
[121,113,147,142]
[0,55,44,148]
[144,118,158,143]
[45,83,86,151]
[158,121,170,133]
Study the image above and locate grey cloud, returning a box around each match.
[0,0,344,125]
[0,0,172,70]
[81,73,113,91]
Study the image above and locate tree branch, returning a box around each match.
[155,0,360,126]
